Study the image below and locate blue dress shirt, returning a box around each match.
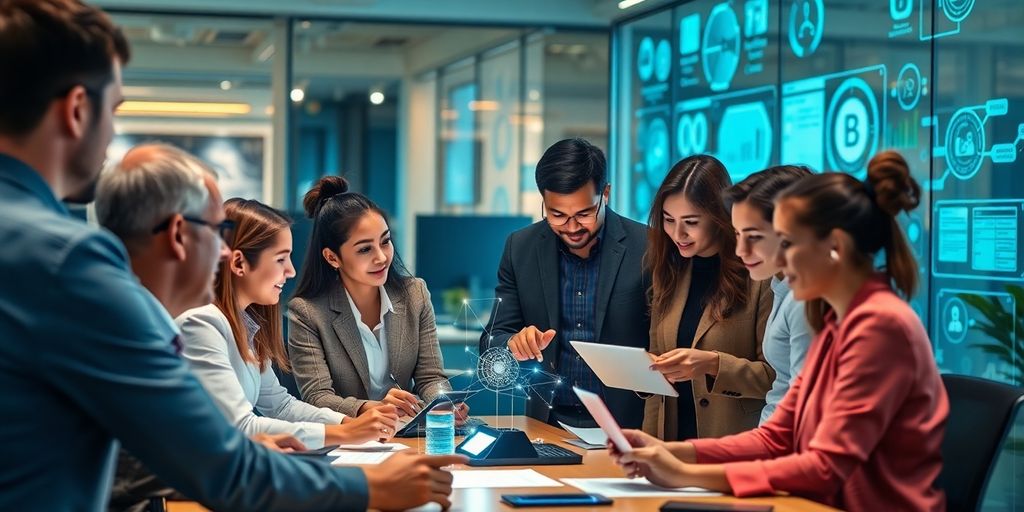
[759,276,813,424]
[0,154,369,510]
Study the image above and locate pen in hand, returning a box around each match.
[388,373,424,416]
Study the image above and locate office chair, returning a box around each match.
[937,374,1024,512]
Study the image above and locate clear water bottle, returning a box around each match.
[425,404,455,455]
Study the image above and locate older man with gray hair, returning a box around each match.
[96,143,229,318]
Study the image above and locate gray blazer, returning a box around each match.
[287,277,450,417]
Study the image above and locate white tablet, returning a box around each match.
[572,387,632,454]
[569,341,679,397]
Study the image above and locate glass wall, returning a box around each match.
[613,1,1022,506]
[109,14,276,204]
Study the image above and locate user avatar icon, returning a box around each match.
[799,1,816,38]
[955,131,977,157]
[903,78,915,99]
[947,305,963,333]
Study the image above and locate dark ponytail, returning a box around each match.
[293,176,411,300]
[776,150,920,330]
[867,151,920,299]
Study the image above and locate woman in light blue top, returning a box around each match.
[724,166,814,424]
[177,198,399,449]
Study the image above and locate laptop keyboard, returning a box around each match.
[533,443,580,459]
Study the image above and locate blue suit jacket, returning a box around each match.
[0,154,369,510]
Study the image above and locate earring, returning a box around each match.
[829,249,840,262]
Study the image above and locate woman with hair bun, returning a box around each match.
[609,151,948,511]
[287,176,468,422]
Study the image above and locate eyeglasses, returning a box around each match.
[543,196,604,227]
[152,215,235,241]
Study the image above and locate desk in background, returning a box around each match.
[168,416,837,512]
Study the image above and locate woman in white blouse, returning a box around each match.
[177,198,399,449]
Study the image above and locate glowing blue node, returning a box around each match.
[477,347,520,391]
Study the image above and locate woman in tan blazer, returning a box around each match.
[287,176,467,421]
[643,155,773,441]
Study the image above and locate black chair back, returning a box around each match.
[937,374,1024,512]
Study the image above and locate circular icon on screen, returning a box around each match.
[655,39,671,82]
[941,0,975,23]
[637,37,655,82]
[944,108,985,181]
[644,117,670,188]
[942,296,968,345]
[892,63,923,111]
[826,77,879,177]
[789,0,824,58]
[701,2,741,91]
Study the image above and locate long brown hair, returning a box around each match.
[645,155,750,321]
[215,198,292,372]
[777,150,921,331]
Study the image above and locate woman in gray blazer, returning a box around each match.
[288,176,467,421]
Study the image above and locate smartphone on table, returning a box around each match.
[500,493,612,507]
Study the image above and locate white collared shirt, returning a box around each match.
[344,285,394,401]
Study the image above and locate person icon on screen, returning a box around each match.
[956,131,977,157]
[947,305,963,334]
[799,1,816,39]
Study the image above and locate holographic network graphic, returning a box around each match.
[439,297,565,419]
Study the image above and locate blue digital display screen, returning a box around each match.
[615,0,1024,390]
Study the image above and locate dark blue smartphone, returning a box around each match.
[500,493,612,507]
[287,444,339,457]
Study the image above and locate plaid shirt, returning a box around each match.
[553,232,604,406]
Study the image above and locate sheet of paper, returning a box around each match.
[569,341,678,396]
[329,451,397,465]
[563,438,605,450]
[561,477,722,498]
[451,469,564,489]
[331,441,408,453]
[558,421,608,446]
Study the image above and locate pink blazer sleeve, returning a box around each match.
[720,310,921,497]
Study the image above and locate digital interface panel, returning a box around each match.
[615,0,1022,390]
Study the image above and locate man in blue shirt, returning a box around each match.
[0,1,463,510]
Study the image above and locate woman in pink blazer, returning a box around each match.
[609,151,948,511]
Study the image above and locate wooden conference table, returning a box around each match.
[169,416,837,512]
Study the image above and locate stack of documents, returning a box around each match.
[557,421,608,450]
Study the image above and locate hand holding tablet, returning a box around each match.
[569,341,678,396]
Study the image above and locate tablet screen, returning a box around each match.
[572,387,632,453]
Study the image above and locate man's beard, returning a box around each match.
[560,228,595,249]
[63,123,106,204]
